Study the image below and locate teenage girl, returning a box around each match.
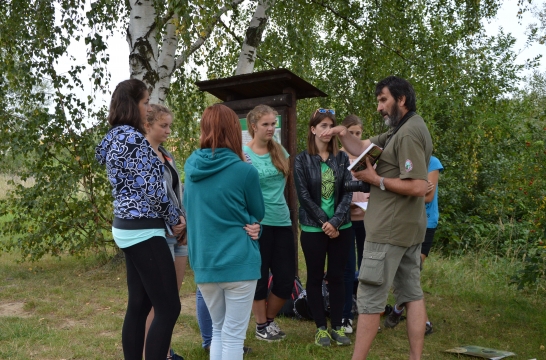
[294,108,353,347]
[144,104,188,360]
[245,105,295,342]
[95,79,184,360]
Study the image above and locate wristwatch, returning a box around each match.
[379,177,385,191]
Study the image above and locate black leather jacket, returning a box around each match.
[294,150,353,229]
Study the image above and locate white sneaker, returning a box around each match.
[341,318,353,334]
[269,320,286,339]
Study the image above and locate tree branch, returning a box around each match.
[218,18,278,70]
[162,9,175,26]
[309,0,411,64]
[174,0,245,70]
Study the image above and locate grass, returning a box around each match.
[0,248,545,360]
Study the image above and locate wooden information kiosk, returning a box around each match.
[196,69,327,273]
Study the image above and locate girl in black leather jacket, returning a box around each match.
[294,108,353,347]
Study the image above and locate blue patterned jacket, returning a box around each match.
[95,125,181,229]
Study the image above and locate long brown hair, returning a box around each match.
[341,114,362,129]
[246,105,290,177]
[200,104,245,161]
[307,110,338,156]
[108,79,149,134]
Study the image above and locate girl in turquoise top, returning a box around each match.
[294,108,353,347]
[244,105,296,342]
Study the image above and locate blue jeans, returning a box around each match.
[343,220,366,319]
[196,287,212,349]
[198,280,257,360]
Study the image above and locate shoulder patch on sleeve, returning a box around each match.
[404,159,413,172]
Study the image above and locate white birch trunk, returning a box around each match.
[127,0,158,93]
[235,0,275,75]
[155,14,179,104]
[126,0,247,103]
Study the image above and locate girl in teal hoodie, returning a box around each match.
[184,104,264,360]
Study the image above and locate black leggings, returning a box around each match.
[300,228,352,329]
[254,225,296,300]
[121,236,181,360]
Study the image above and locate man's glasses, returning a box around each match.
[313,108,336,118]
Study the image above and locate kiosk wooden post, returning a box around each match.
[196,69,327,275]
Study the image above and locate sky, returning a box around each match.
[57,1,546,111]
[483,1,545,81]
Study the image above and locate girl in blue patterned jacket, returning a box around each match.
[95,79,185,360]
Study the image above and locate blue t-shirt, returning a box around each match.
[426,156,444,228]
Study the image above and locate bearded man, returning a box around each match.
[323,76,432,360]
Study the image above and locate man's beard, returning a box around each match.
[383,104,401,127]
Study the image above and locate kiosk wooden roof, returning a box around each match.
[195,68,327,101]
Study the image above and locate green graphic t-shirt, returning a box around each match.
[301,162,351,232]
[243,145,291,226]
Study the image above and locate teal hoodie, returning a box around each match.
[184,148,265,283]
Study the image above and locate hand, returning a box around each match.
[172,216,186,235]
[177,228,187,245]
[322,222,337,238]
[244,223,261,240]
[426,181,435,195]
[178,237,187,246]
[352,157,380,185]
[320,125,347,138]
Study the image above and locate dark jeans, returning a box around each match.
[301,228,352,329]
[121,236,181,360]
[355,220,366,270]
[342,220,366,319]
[255,225,296,300]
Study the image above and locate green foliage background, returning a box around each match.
[0,0,544,287]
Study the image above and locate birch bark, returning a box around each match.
[126,0,245,103]
[235,0,275,75]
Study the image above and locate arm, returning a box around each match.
[243,167,265,239]
[425,169,440,203]
[294,154,329,224]
[353,157,428,197]
[244,167,265,222]
[128,136,181,226]
[321,125,371,157]
[329,153,354,229]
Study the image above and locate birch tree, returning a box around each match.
[235,0,275,74]
[1,0,540,262]
[0,0,266,260]
[124,0,245,103]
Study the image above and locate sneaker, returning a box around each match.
[269,320,286,339]
[341,318,353,334]
[384,307,404,329]
[330,326,351,346]
[425,322,434,336]
[255,323,283,342]
[315,326,331,347]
